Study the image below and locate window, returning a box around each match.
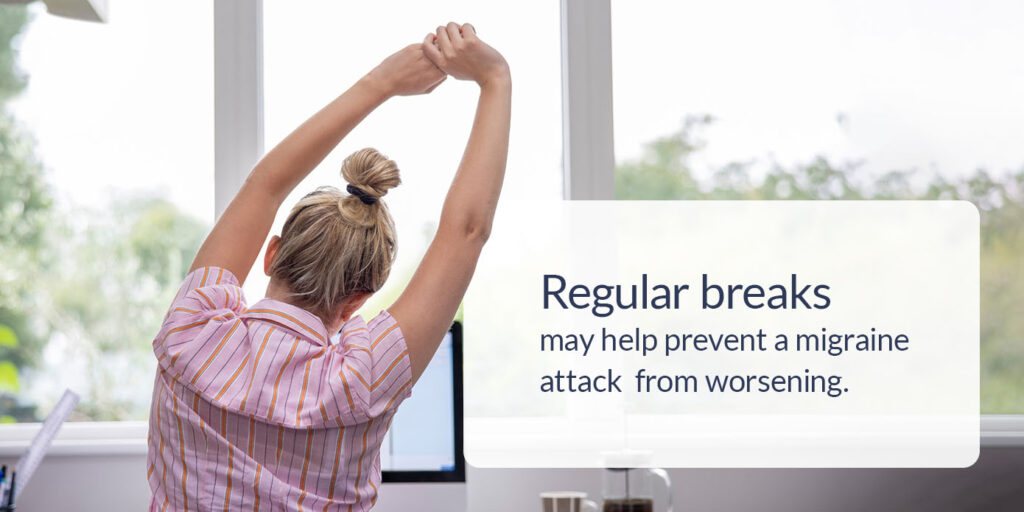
[0,1,213,423]
[1,0,1019,447]
[611,0,1024,413]
[252,0,563,315]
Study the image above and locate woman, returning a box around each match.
[147,23,510,511]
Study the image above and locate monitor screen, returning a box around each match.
[381,322,464,482]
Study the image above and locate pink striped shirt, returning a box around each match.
[147,266,412,512]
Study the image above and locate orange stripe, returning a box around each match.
[157,385,168,512]
[167,320,215,366]
[174,390,190,512]
[342,327,366,337]
[350,418,373,512]
[339,371,355,411]
[296,427,313,509]
[371,324,398,349]
[214,353,250,401]
[296,349,325,426]
[173,307,200,314]
[248,417,255,457]
[216,267,223,285]
[347,364,371,390]
[194,394,205,437]
[276,425,284,464]
[371,350,409,390]
[370,417,388,508]
[245,308,325,343]
[223,445,234,511]
[349,346,371,355]
[190,319,242,386]
[195,288,216,309]
[200,266,209,286]
[147,463,154,479]
[161,318,211,346]
[319,403,329,423]
[267,337,301,420]
[241,327,275,412]
[384,380,411,411]
[253,464,262,512]
[324,426,344,512]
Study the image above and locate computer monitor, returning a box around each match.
[380,321,464,483]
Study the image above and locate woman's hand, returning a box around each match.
[366,44,447,97]
[422,22,510,87]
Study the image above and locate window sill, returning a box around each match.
[1,416,1023,458]
[979,415,1024,447]
[0,421,148,457]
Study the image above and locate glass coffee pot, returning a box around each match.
[600,451,673,512]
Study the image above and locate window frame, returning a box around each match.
[0,0,262,456]
[0,0,1019,457]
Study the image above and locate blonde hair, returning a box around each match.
[269,148,401,322]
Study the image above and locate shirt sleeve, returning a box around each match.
[317,310,413,424]
[153,266,248,376]
[364,310,414,408]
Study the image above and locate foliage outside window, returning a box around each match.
[616,115,1023,413]
[0,5,209,423]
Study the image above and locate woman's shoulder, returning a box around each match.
[367,309,400,334]
[164,265,247,320]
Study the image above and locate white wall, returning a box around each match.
[3,447,1023,511]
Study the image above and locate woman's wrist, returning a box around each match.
[357,70,396,103]
[477,64,511,90]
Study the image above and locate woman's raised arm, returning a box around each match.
[189,45,446,283]
[389,23,512,383]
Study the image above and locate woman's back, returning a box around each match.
[148,266,411,511]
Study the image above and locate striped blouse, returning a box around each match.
[147,266,412,512]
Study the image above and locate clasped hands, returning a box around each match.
[365,22,511,98]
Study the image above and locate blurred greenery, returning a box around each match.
[617,115,1024,413]
[0,5,207,421]
[0,4,51,422]
[0,325,17,347]
[42,197,206,420]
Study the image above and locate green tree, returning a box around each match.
[617,116,1024,413]
[0,5,53,422]
[0,5,209,421]
[42,196,206,420]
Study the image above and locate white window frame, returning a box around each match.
[0,0,263,456]
[561,0,614,201]
[1,0,1020,456]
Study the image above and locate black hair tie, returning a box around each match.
[346,184,377,205]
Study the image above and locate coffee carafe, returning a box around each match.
[600,451,672,512]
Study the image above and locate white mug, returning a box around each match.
[540,491,599,512]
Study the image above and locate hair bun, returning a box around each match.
[341,148,401,202]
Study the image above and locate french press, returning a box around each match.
[600,450,673,512]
